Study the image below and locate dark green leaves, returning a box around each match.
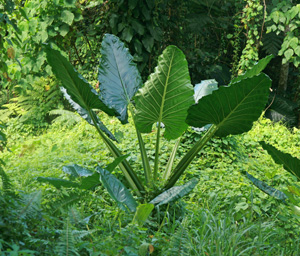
[45,46,114,116]
[98,167,138,212]
[187,74,272,137]
[150,178,198,206]
[245,171,287,203]
[230,55,274,84]
[260,142,300,180]
[135,46,194,140]
[98,34,142,123]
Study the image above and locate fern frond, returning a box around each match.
[262,32,283,56]
[51,193,81,214]
[17,190,42,218]
[167,223,191,256]
[55,218,80,256]
[49,109,81,127]
[0,166,12,192]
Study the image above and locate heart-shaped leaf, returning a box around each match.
[187,73,272,137]
[98,34,142,123]
[135,46,194,140]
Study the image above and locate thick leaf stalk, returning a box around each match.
[164,125,218,189]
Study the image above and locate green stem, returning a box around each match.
[129,104,152,187]
[153,122,161,181]
[162,137,181,181]
[88,110,144,196]
[164,125,218,190]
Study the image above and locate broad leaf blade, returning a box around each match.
[132,203,154,226]
[61,88,117,141]
[260,142,300,179]
[231,55,273,84]
[245,171,287,202]
[135,45,194,140]
[80,172,100,190]
[36,177,79,189]
[187,74,271,137]
[62,164,94,179]
[45,46,115,116]
[97,167,138,212]
[150,178,198,206]
[194,79,218,103]
[98,34,142,123]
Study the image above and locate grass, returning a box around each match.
[1,115,300,255]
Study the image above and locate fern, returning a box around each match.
[167,222,191,256]
[262,32,284,56]
[0,166,12,192]
[55,217,80,256]
[17,190,42,218]
[49,109,81,127]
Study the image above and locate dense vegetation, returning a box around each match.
[1,0,300,255]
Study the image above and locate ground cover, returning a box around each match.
[0,116,300,255]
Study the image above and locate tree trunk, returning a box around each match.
[278,62,289,93]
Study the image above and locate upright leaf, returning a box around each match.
[231,55,274,84]
[60,88,117,141]
[98,34,142,123]
[194,79,218,103]
[135,45,194,140]
[260,142,300,179]
[187,74,272,137]
[97,167,138,212]
[45,46,115,116]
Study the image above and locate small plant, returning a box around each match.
[44,34,272,221]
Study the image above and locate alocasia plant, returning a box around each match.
[43,34,272,219]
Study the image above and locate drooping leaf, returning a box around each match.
[132,203,154,226]
[187,73,272,137]
[194,79,218,103]
[60,88,117,141]
[62,164,93,179]
[231,55,273,84]
[245,171,287,203]
[98,34,142,123]
[36,177,79,189]
[97,167,138,212]
[45,46,115,116]
[260,142,300,180]
[150,178,198,206]
[135,46,194,140]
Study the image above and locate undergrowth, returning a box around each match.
[0,116,300,255]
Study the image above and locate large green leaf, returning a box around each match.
[260,142,300,179]
[98,34,142,123]
[135,46,194,140]
[97,167,138,212]
[230,55,274,84]
[60,88,117,141]
[80,172,100,190]
[186,73,272,137]
[150,178,198,206]
[45,46,115,116]
[62,164,93,179]
[245,171,287,203]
